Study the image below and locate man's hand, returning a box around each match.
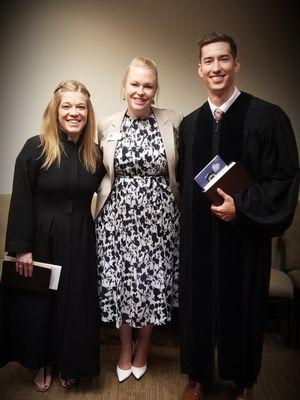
[211,188,236,222]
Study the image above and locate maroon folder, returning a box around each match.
[204,162,255,206]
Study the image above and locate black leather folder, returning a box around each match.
[0,260,51,293]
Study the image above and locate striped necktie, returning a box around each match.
[214,108,224,122]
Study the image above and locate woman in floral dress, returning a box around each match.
[95,57,182,381]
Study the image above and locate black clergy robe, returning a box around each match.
[0,134,102,379]
[178,92,299,387]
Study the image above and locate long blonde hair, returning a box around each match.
[40,80,99,173]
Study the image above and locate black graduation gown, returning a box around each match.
[178,93,299,387]
[0,134,102,378]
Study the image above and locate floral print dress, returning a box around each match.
[95,113,179,328]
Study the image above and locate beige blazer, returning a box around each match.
[94,107,183,218]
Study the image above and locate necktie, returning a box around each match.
[214,108,224,122]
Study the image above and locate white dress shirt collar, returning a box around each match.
[208,87,241,116]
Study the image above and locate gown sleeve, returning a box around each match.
[234,102,300,236]
[5,136,43,253]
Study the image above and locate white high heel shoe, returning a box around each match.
[116,365,132,382]
[131,364,147,380]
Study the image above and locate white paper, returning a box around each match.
[4,255,62,290]
[203,161,236,192]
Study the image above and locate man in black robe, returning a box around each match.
[178,32,299,400]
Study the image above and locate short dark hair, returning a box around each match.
[198,32,237,60]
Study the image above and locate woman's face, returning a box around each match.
[58,91,88,138]
[124,66,157,118]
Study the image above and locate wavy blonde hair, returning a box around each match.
[122,56,159,100]
[40,80,99,173]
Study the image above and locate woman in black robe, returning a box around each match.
[0,80,102,391]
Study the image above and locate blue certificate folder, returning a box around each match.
[194,155,227,190]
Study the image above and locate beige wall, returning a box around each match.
[0,0,299,193]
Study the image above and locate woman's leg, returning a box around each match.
[118,323,133,369]
[132,324,153,367]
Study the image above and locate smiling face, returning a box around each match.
[58,91,88,140]
[198,41,240,100]
[124,66,157,118]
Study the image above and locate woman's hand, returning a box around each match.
[16,252,33,277]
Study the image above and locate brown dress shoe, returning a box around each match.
[181,380,203,400]
[235,388,254,399]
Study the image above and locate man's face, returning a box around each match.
[198,41,240,97]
